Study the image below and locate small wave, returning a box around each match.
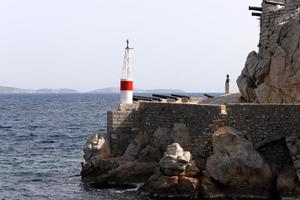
[29,125,43,130]
[30,179,44,182]
[39,140,56,144]
[68,127,80,130]
[114,183,143,193]
[69,174,81,177]
[67,124,81,130]
[0,125,12,129]
[19,178,44,183]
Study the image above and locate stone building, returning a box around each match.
[238,0,300,103]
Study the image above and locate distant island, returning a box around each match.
[0,86,78,94]
[87,87,185,94]
[0,86,185,94]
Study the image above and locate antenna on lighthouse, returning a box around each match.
[120,40,134,105]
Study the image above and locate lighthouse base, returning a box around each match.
[120,91,133,104]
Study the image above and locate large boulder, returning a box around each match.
[81,132,158,187]
[199,176,226,199]
[139,143,200,199]
[94,160,158,187]
[83,133,111,161]
[141,175,200,199]
[237,8,300,103]
[122,131,162,162]
[122,131,149,161]
[159,143,193,176]
[277,165,300,199]
[150,127,171,153]
[286,133,300,182]
[171,123,191,150]
[206,127,273,192]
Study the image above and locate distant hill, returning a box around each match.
[0,86,185,94]
[0,86,78,94]
[0,86,35,94]
[88,87,119,93]
[36,88,78,93]
[87,87,185,94]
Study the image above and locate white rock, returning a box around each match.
[83,133,111,161]
[159,143,195,176]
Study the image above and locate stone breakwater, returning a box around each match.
[81,102,300,199]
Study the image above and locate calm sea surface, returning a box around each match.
[0,93,207,200]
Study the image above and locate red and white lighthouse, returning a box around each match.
[120,40,133,104]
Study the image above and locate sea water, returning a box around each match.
[0,93,206,200]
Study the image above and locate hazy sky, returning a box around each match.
[0,0,262,92]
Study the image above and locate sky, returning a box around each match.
[0,0,262,92]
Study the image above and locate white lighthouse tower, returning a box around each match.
[120,40,133,104]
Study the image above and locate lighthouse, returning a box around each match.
[120,40,134,104]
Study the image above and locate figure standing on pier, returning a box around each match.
[225,74,230,95]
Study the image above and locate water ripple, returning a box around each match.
[0,93,200,200]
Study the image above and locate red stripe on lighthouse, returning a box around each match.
[120,80,133,91]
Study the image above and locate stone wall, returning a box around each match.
[107,104,141,156]
[107,102,300,168]
[226,104,300,148]
[138,102,221,136]
[226,104,300,169]
[138,102,222,163]
[259,2,281,52]
[107,102,222,157]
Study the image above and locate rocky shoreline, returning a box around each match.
[81,126,300,199]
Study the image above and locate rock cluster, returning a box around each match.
[122,123,192,162]
[81,132,111,173]
[81,132,158,187]
[81,124,193,189]
[237,6,300,103]
[81,126,300,199]
[83,133,111,161]
[203,127,300,200]
[139,143,200,199]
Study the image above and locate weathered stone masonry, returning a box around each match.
[107,102,300,170]
[227,104,300,148]
[227,104,300,169]
[107,102,222,157]
[107,104,141,156]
